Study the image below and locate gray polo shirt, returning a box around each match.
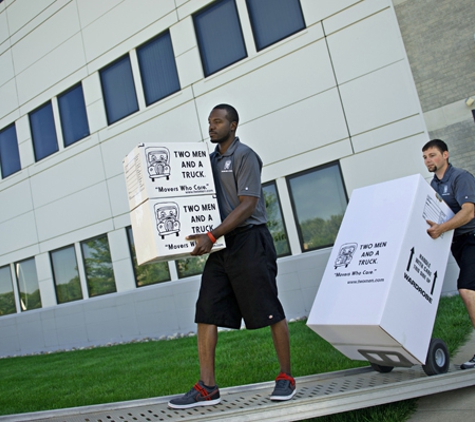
[430,164,475,236]
[210,137,267,227]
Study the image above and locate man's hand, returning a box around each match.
[426,219,443,239]
[186,233,213,256]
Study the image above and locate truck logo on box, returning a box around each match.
[155,202,180,239]
[334,243,358,269]
[147,147,171,181]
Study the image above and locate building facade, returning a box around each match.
[0,0,472,357]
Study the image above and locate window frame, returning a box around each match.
[57,83,90,147]
[50,245,83,304]
[262,180,291,257]
[0,123,21,179]
[99,54,139,125]
[126,226,171,287]
[245,0,306,52]
[286,161,348,252]
[15,257,42,312]
[29,101,59,162]
[80,234,117,297]
[193,0,248,77]
[136,30,181,107]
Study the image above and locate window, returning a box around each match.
[263,182,290,257]
[58,83,90,147]
[193,0,247,77]
[0,265,16,316]
[126,227,171,287]
[29,101,59,161]
[0,123,21,178]
[100,54,139,125]
[287,162,347,252]
[50,246,83,304]
[246,0,305,51]
[15,258,42,311]
[176,256,207,279]
[137,31,180,106]
[81,235,116,297]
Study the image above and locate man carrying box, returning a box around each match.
[422,139,475,369]
[167,104,295,409]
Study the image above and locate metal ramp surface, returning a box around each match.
[3,365,475,422]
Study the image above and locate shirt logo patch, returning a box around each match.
[222,160,233,173]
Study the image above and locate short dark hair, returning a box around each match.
[422,139,448,154]
[212,104,239,126]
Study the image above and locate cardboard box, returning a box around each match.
[130,194,226,264]
[123,142,216,211]
[307,174,454,366]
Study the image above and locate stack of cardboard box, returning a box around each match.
[123,142,225,265]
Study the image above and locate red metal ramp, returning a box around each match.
[2,365,475,422]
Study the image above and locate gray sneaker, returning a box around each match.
[270,372,296,401]
[461,355,475,369]
[168,381,220,409]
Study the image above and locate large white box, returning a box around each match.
[307,174,454,366]
[123,142,216,211]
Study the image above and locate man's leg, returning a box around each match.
[459,288,475,328]
[198,323,218,386]
[270,319,291,374]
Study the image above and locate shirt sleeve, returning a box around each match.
[454,171,475,207]
[235,149,262,198]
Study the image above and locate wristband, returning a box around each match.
[207,231,216,244]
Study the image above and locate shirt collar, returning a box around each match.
[214,137,240,157]
[434,163,453,183]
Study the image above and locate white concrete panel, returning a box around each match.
[16,34,86,106]
[76,0,123,28]
[81,0,175,63]
[29,145,106,208]
[35,182,113,242]
[108,228,130,262]
[262,138,353,182]
[99,100,201,179]
[340,61,420,136]
[327,8,406,84]
[82,73,102,106]
[0,49,14,86]
[38,220,114,254]
[111,258,135,293]
[0,212,39,256]
[0,179,33,224]
[107,174,129,218]
[238,89,349,168]
[11,2,80,74]
[169,16,195,57]
[0,7,8,47]
[352,115,427,153]
[340,134,430,196]
[5,0,56,35]
[175,47,203,88]
[300,0,361,26]
[195,41,336,138]
[323,0,389,35]
[86,99,108,134]
[0,79,18,119]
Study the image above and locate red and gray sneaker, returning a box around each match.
[270,372,296,401]
[168,380,221,409]
[460,355,475,369]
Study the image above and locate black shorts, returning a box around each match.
[195,224,286,330]
[451,231,475,291]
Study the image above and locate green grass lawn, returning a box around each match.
[0,295,472,421]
